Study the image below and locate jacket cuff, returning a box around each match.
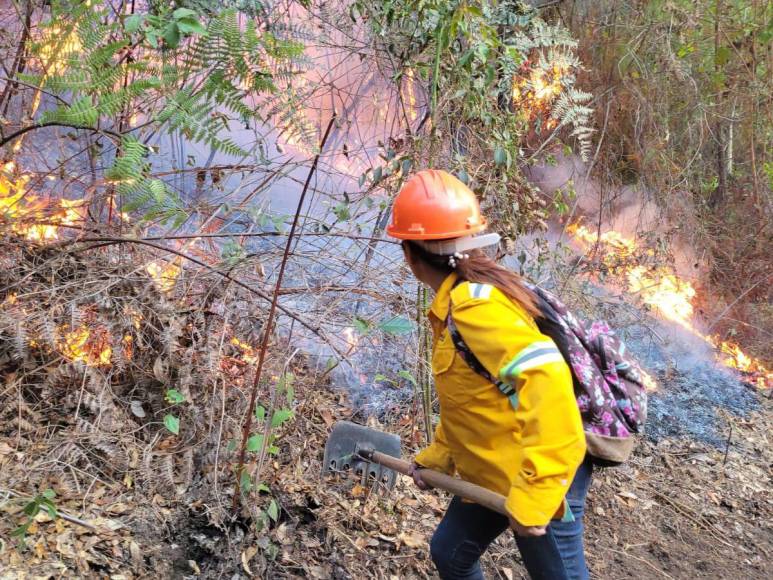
[505,478,570,527]
[414,444,455,475]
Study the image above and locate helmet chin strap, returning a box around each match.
[415,233,501,256]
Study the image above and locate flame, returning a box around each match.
[146,260,181,293]
[230,336,257,364]
[640,371,658,393]
[58,324,112,366]
[403,68,418,121]
[1,164,86,241]
[569,223,771,388]
[122,334,134,360]
[38,25,83,74]
[512,60,570,120]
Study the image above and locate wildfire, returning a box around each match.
[230,336,258,364]
[146,259,181,293]
[512,60,570,124]
[403,67,418,122]
[569,223,771,389]
[38,24,83,75]
[57,324,112,367]
[0,162,85,241]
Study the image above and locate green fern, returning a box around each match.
[39,96,98,127]
[24,3,311,223]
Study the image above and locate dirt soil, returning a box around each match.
[2,371,771,579]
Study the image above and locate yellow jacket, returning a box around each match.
[414,273,586,527]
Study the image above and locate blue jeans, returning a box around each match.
[430,457,593,580]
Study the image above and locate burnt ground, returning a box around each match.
[1,371,771,580]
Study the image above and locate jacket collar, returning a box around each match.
[429,272,459,321]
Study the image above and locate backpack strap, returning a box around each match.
[445,283,576,522]
[444,310,519,410]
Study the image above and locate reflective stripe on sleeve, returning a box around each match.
[499,340,564,382]
[468,283,493,299]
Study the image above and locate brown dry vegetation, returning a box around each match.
[1,229,771,579]
[1,1,771,578]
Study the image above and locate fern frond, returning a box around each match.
[39,96,98,126]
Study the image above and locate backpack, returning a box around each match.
[445,283,648,465]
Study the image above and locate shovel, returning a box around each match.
[323,421,508,517]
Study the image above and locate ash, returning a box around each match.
[622,322,759,446]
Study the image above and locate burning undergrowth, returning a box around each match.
[561,222,769,446]
[0,228,288,530]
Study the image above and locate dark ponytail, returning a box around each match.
[405,241,541,319]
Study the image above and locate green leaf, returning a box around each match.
[332,202,350,221]
[246,434,264,452]
[42,489,56,500]
[372,165,383,183]
[11,522,30,539]
[494,146,507,167]
[177,18,206,36]
[165,389,186,404]
[270,409,293,428]
[378,316,412,335]
[172,8,197,20]
[23,502,39,517]
[125,14,143,33]
[458,49,474,68]
[164,414,180,435]
[353,317,370,334]
[256,483,270,493]
[255,405,266,422]
[43,503,58,519]
[505,46,523,65]
[240,469,253,493]
[267,499,279,522]
[715,46,732,67]
[397,370,417,387]
[163,22,180,48]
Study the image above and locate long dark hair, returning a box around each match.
[405,241,578,396]
[405,241,541,319]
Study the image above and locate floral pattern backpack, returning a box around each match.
[446,283,649,465]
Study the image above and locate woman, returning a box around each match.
[386,169,591,580]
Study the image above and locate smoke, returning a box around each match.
[524,152,701,282]
[522,155,761,445]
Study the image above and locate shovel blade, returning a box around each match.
[323,421,402,489]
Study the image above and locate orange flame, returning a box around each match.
[230,336,258,364]
[146,260,181,293]
[58,324,112,367]
[1,163,85,241]
[512,61,570,120]
[403,68,418,122]
[569,223,771,388]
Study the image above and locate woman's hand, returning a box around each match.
[408,462,431,490]
[509,516,547,537]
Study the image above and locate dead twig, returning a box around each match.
[0,488,97,531]
[232,112,338,511]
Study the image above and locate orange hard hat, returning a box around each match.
[386,170,487,240]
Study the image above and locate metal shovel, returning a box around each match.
[323,421,509,516]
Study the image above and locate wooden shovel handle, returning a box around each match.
[367,450,509,517]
